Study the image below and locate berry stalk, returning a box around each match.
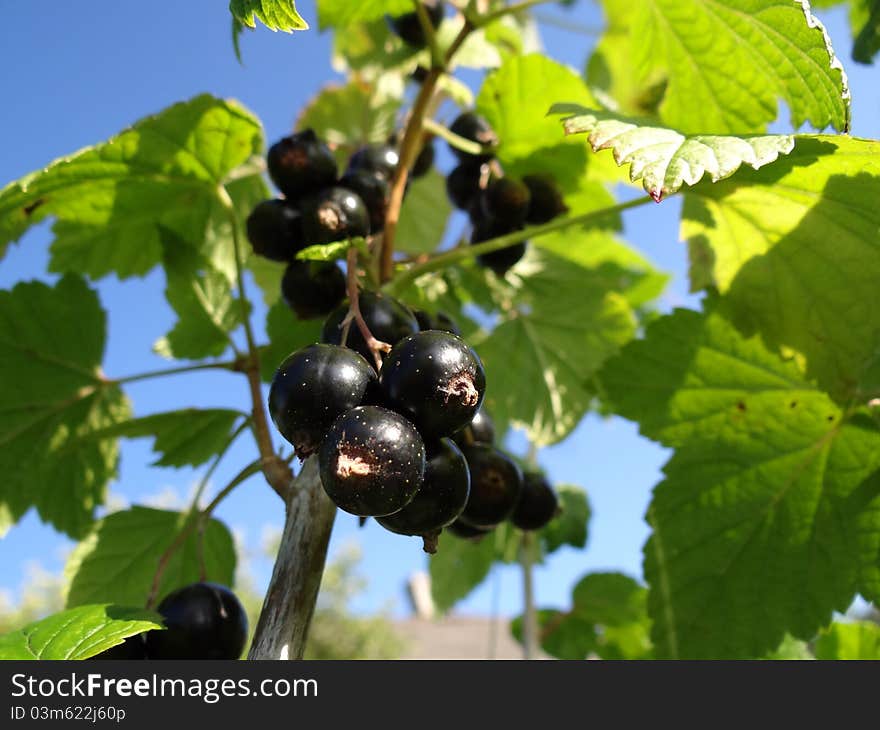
[342,246,392,369]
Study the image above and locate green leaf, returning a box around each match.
[0,276,130,538]
[598,620,653,659]
[627,0,850,133]
[317,0,411,30]
[0,95,264,281]
[230,0,309,32]
[476,54,596,189]
[0,605,162,660]
[429,530,501,614]
[297,82,400,164]
[248,254,286,307]
[852,0,880,64]
[511,609,598,659]
[554,107,794,201]
[764,634,813,659]
[475,248,636,446]
[260,301,323,382]
[65,507,236,609]
[541,485,590,553]
[296,238,368,262]
[85,409,245,468]
[682,135,880,400]
[625,311,880,658]
[396,169,452,255]
[814,621,880,659]
[571,572,646,627]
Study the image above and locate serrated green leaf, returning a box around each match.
[554,107,794,201]
[627,311,880,658]
[475,248,636,446]
[0,95,264,281]
[317,0,411,30]
[296,238,368,262]
[571,572,646,627]
[429,530,498,614]
[511,609,598,659]
[396,169,451,255]
[682,135,880,400]
[764,634,813,659]
[0,605,162,660]
[814,621,880,659]
[65,507,236,609]
[852,0,880,64]
[297,82,400,164]
[476,54,595,189]
[260,301,323,382]
[541,485,590,553]
[84,409,245,468]
[628,0,850,133]
[0,276,130,538]
[230,0,309,32]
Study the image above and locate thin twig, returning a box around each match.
[341,247,391,369]
[112,360,238,385]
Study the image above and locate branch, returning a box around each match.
[248,456,337,659]
[385,195,656,295]
[520,531,538,659]
[112,360,238,385]
[422,117,493,157]
[341,246,391,369]
[218,185,294,500]
[475,0,554,27]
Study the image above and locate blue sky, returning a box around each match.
[0,1,875,622]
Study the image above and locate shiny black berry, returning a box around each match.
[453,407,495,447]
[446,161,485,210]
[144,583,248,660]
[347,144,400,182]
[267,129,337,201]
[413,310,462,336]
[449,112,497,163]
[246,199,304,262]
[481,178,531,227]
[387,1,444,48]
[319,405,426,516]
[377,438,470,552]
[269,344,377,458]
[301,187,371,244]
[281,260,346,320]
[511,471,559,531]
[380,331,486,440]
[339,169,389,233]
[458,444,523,528]
[90,634,148,660]
[322,292,420,367]
[522,174,569,224]
[471,217,527,275]
[411,140,435,179]
[447,519,493,539]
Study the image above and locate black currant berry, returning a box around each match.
[380,331,486,440]
[281,260,346,320]
[347,144,400,182]
[410,66,430,84]
[322,292,420,367]
[511,471,559,531]
[449,112,497,163]
[447,519,493,539]
[267,129,337,201]
[453,407,496,447]
[411,140,435,179]
[245,199,303,262]
[446,161,485,211]
[339,169,389,233]
[269,344,377,458]
[377,438,470,552]
[387,1,444,48]
[458,444,523,528]
[90,634,148,660]
[319,405,426,516]
[301,187,370,245]
[480,178,531,227]
[144,583,248,660]
[471,217,527,275]
[413,309,462,336]
[522,174,569,224]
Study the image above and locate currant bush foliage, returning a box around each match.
[1,0,879,658]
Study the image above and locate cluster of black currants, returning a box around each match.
[92,583,248,660]
[444,111,569,275]
[245,129,434,320]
